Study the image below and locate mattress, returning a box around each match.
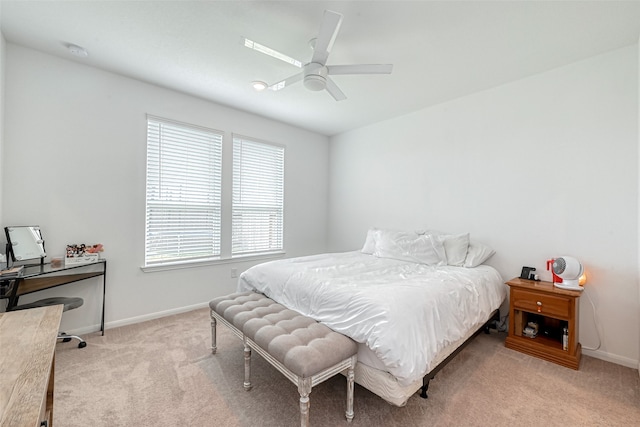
[350,316,492,406]
[237,251,506,390]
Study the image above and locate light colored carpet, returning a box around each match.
[53,307,640,427]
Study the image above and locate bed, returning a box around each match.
[236,229,507,406]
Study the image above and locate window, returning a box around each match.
[232,136,285,256]
[145,116,222,266]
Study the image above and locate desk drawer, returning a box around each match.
[511,288,570,319]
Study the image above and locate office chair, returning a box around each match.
[11,296,87,348]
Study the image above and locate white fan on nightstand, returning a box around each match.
[550,256,585,291]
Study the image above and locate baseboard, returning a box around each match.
[582,348,639,370]
[65,301,210,336]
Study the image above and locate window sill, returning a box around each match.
[140,251,286,273]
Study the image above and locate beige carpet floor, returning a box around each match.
[53,307,640,427]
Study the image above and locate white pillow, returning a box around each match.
[417,229,470,266]
[373,229,446,265]
[361,228,378,254]
[440,233,470,266]
[464,240,495,267]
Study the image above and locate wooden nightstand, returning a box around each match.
[505,277,582,369]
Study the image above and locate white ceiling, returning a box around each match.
[2,1,640,136]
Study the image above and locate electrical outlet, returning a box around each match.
[231,268,238,278]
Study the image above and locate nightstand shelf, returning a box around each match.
[505,277,582,369]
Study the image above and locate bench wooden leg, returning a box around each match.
[210,311,217,354]
[297,377,312,427]
[299,394,310,427]
[346,359,355,422]
[243,336,252,391]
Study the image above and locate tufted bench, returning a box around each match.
[209,291,358,427]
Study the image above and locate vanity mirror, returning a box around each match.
[5,226,46,265]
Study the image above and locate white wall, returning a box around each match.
[328,46,639,368]
[3,44,329,332]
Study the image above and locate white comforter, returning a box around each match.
[237,251,506,386]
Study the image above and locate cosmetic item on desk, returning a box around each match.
[50,257,64,268]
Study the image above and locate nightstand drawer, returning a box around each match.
[511,288,571,318]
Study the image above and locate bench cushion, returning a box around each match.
[209,292,284,331]
[210,291,357,378]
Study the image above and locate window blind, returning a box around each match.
[145,117,223,265]
[232,136,284,256]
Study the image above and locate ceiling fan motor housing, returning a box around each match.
[304,63,327,91]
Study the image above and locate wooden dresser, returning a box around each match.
[0,305,63,427]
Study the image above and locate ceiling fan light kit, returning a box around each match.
[304,74,326,91]
[252,81,268,91]
[303,63,327,91]
[245,9,393,101]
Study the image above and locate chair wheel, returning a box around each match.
[78,341,87,349]
[62,337,72,343]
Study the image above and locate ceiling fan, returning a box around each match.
[244,9,393,101]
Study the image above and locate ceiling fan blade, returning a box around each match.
[310,10,343,65]
[268,72,304,91]
[325,77,347,101]
[243,37,302,68]
[327,64,394,75]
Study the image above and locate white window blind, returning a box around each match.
[232,136,284,256]
[145,117,222,266]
